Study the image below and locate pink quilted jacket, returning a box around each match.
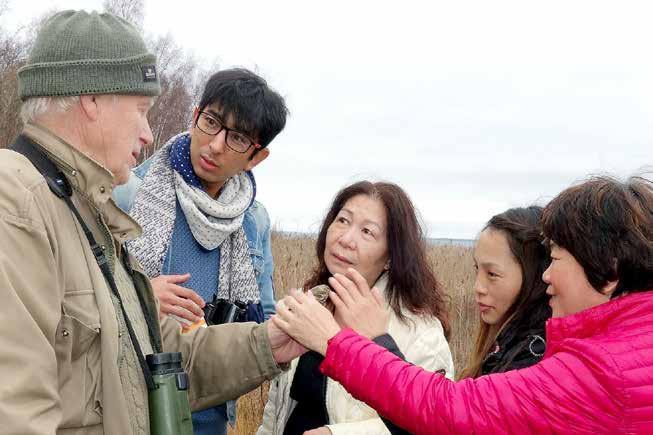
[320,291,653,434]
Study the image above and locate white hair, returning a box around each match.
[20,96,81,124]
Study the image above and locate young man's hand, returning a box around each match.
[151,274,205,323]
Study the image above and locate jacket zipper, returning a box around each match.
[322,376,329,426]
[95,212,116,272]
[273,378,280,434]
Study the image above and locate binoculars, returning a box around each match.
[203,296,247,325]
[147,352,193,435]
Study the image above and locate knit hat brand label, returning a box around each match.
[142,65,157,82]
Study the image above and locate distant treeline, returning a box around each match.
[429,238,475,247]
[271,231,474,247]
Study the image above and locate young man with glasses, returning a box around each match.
[114,68,288,434]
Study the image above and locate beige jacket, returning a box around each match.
[257,275,454,435]
[0,124,281,435]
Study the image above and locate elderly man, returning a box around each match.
[0,10,301,434]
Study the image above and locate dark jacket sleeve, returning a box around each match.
[482,334,545,375]
[320,329,620,434]
[373,334,411,435]
[373,334,405,358]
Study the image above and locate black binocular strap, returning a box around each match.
[9,136,158,390]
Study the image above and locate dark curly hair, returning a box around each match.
[542,175,653,297]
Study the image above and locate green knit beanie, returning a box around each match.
[18,10,161,100]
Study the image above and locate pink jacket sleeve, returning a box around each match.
[320,329,621,434]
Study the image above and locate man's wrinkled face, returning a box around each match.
[93,95,153,186]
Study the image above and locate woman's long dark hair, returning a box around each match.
[458,206,551,379]
[304,181,450,337]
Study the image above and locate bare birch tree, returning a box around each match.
[102,0,144,29]
[102,0,215,160]
[0,1,28,147]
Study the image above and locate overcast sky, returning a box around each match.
[3,0,652,238]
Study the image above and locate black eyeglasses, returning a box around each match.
[195,111,260,153]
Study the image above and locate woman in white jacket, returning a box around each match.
[258,181,454,435]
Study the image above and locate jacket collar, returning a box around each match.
[544,290,653,357]
[22,122,141,243]
[375,272,389,295]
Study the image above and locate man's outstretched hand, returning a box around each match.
[267,318,307,363]
[272,289,341,356]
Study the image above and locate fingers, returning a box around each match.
[166,305,199,323]
[284,293,304,312]
[175,295,204,318]
[158,286,203,318]
[270,314,291,334]
[277,290,325,325]
[345,267,372,297]
[333,271,365,301]
[151,275,205,318]
[270,314,290,335]
[275,298,287,312]
[158,288,203,320]
[275,297,294,321]
[162,273,191,284]
[170,284,205,308]
[291,288,310,303]
[328,290,345,310]
[328,275,356,307]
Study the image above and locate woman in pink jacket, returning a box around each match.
[273,175,653,434]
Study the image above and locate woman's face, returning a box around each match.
[473,228,523,325]
[542,243,611,317]
[324,194,389,286]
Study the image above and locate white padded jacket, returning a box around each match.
[257,274,454,435]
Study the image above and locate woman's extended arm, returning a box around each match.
[319,329,620,434]
[273,270,622,434]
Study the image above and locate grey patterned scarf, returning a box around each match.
[129,133,259,303]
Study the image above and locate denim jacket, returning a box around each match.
[112,158,276,320]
